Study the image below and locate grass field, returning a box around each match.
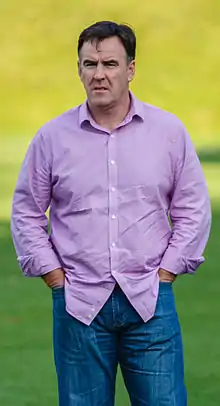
[1,1,220,405]
[1,143,220,405]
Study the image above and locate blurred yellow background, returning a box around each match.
[1,3,220,406]
[1,1,220,217]
[0,0,219,142]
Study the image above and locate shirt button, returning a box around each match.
[111,214,116,220]
[111,242,116,247]
[110,160,115,165]
[91,307,95,312]
[111,187,116,192]
[88,314,92,319]
[110,134,115,139]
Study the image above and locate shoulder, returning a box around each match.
[139,101,191,148]
[142,102,185,131]
[27,106,81,161]
[36,106,80,139]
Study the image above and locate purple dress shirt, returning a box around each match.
[11,93,211,325]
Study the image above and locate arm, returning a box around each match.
[11,131,63,284]
[159,124,211,277]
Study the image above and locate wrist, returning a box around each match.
[158,268,176,282]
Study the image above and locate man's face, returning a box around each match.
[78,36,135,109]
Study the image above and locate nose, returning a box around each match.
[93,63,105,80]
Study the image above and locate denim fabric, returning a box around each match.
[52,283,187,406]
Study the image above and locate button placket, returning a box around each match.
[107,132,119,274]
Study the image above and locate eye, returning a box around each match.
[83,61,97,68]
[104,61,118,67]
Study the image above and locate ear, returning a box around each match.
[128,59,135,83]
[78,60,82,78]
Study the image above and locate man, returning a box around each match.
[11,21,211,406]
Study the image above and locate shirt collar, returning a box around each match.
[129,91,145,121]
[78,91,144,128]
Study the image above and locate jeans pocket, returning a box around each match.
[52,287,67,323]
[155,282,176,317]
[159,280,173,292]
[52,286,65,298]
[159,281,172,284]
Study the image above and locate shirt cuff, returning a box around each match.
[160,250,205,275]
[17,250,62,277]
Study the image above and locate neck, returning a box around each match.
[88,92,131,131]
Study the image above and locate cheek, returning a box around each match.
[81,72,93,85]
[113,74,128,89]
[108,73,125,85]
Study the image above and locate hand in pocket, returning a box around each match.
[158,268,176,283]
[42,268,65,289]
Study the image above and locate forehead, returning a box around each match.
[79,36,127,60]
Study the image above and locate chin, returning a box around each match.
[90,95,112,108]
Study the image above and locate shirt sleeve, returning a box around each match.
[11,131,62,277]
[160,125,211,275]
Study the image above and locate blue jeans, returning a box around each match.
[52,282,187,406]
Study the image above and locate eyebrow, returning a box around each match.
[82,59,119,66]
[82,59,97,65]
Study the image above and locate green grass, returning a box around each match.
[1,206,220,405]
[0,0,220,146]
[1,134,220,404]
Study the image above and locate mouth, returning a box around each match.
[93,87,108,92]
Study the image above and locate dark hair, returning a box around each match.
[78,21,136,62]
